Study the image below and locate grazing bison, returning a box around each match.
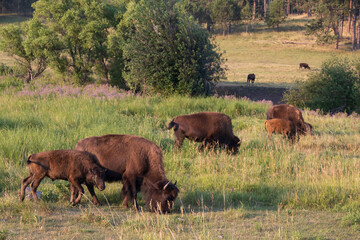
[167,112,241,153]
[266,104,312,135]
[299,63,310,70]
[20,150,106,206]
[247,73,256,84]
[75,134,179,213]
[265,118,297,143]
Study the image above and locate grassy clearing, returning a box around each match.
[217,15,359,87]
[0,91,359,238]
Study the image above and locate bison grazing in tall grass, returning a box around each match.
[167,112,241,153]
[20,150,106,206]
[75,134,179,213]
[266,104,312,136]
[265,118,297,143]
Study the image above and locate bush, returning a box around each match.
[284,57,360,114]
[121,0,225,96]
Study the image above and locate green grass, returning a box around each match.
[0,91,359,238]
[0,14,360,239]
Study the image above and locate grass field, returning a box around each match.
[0,14,360,239]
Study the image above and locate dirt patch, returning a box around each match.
[214,83,288,105]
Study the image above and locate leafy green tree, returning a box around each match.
[241,1,252,33]
[183,0,213,31]
[265,0,286,31]
[0,20,60,83]
[211,0,240,35]
[31,0,121,84]
[284,57,360,114]
[120,0,225,95]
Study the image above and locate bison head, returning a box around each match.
[89,167,106,191]
[229,136,241,154]
[144,180,179,213]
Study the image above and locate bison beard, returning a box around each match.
[75,134,179,213]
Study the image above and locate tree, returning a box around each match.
[284,57,360,114]
[30,0,121,84]
[265,0,286,31]
[183,0,213,31]
[210,0,240,35]
[120,0,225,95]
[0,20,60,83]
[241,1,253,33]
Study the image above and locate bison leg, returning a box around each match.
[70,180,84,206]
[86,184,101,206]
[20,175,33,201]
[122,174,139,211]
[174,130,185,149]
[30,174,46,202]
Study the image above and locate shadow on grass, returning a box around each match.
[0,117,43,130]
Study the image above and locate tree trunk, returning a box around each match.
[228,22,232,35]
[340,11,344,39]
[26,65,33,84]
[349,0,352,34]
[286,0,290,16]
[353,0,357,50]
[252,0,257,20]
[358,6,360,49]
[264,0,267,18]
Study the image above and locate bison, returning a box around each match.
[247,73,256,84]
[299,63,310,70]
[167,112,241,153]
[75,134,179,213]
[265,118,297,143]
[20,150,106,206]
[266,104,312,136]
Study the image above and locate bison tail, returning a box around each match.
[26,155,32,164]
[167,121,178,131]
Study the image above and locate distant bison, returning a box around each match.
[299,63,310,70]
[265,118,297,143]
[20,150,106,206]
[247,73,256,84]
[167,112,241,153]
[75,134,179,213]
[266,104,312,136]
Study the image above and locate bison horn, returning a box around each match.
[174,181,177,186]
[163,181,171,191]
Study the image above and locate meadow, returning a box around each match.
[0,14,360,239]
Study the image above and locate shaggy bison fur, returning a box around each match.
[266,104,312,136]
[247,73,256,84]
[265,118,297,143]
[75,134,179,213]
[20,150,106,206]
[299,63,310,70]
[167,112,241,153]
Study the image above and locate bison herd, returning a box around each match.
[20,104,311,213]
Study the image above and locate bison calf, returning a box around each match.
[247,73,255,84]
[20,150,105,206]
[167,112,241,153]
[299,63,310,70]
[265,119,297,143]
[267,104,312,136]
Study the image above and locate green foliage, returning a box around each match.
[31,0,121,84]
[265,0,286,31]
[284,57,360,113]
[210,0,240,33]
[121,0,225,95]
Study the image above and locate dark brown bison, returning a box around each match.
[299,63,310,70]
[75,134,179,213]
[20,150,106,206]
[265,119,297,143]
[266,104,312,135]
[247,73,255,84]
[167,112,241,153]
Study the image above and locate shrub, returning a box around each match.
[284,57,360,114]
